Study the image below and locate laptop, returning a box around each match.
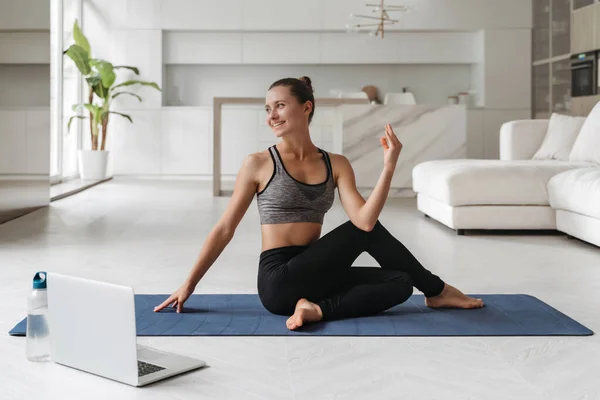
[47,272,206,387]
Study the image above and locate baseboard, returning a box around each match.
[51,177,113,202]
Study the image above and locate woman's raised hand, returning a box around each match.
[379,124,403,171]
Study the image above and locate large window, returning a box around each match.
[50,0,60,178]
[50,0,82,182]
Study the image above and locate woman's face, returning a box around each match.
[265,86,312,137]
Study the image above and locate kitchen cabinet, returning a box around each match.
[571,95,600,116]
[533,63,550,118]
[552,0,571,56]
[571,7,595,54]
[551,59,571,113]
[581,95,600,115]
[595,3,600,49]
[573,0,594,10]
[533,0,550,61]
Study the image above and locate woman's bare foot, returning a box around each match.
[286,298,323,330]
[425,284,484,309]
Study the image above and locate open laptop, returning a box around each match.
[47,272,206,387]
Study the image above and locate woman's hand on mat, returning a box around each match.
[153,283,195,313]
[380,124,402,171]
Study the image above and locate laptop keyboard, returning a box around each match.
[138,360,166,377]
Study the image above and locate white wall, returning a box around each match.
[164,64,472,107]
[110,30,162,109]
[466,108,533,160]
[477,29,532,158]
[483,29,532,110]
[469,31,485,107]
[88,0,531,31]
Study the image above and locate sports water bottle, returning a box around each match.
[26,272,50,362]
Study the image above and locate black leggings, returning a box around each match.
[257,220,445,321]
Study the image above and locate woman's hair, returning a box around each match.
[269,76,315,124]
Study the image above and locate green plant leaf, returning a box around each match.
[86,76,101,86]
[113,65,140,75]
[67,115,88,132]
[73,103,103,125]
[83,104,101,113]
[94,84,108,99]
[73,20,90,55]
[108,111,133,123]
[112,91,142,102]
[89,59,116,88]
[64,44,90,75]
[113,80,161,91]
[85,76,107,98]
[72,103,100,114]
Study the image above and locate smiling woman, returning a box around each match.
[155,75,484,331]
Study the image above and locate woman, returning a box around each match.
[154,76,484,331]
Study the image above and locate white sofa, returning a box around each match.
[412,103,600,247]
[548,167,600,247]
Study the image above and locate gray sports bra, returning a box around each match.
[256,145,335,225]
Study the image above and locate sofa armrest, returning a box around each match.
[499,120,549,160]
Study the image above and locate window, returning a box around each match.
[50,0,82,183]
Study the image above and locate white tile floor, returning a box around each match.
[2,178,600,399]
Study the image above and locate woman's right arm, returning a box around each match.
[154,153,262,313]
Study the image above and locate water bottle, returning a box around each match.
[26,272,50,362]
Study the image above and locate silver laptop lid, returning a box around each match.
[47,273,139,386]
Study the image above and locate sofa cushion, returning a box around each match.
[413,159,592,206]
[569,101,600,164]
[532,113,586,161]
[548,168,600,219]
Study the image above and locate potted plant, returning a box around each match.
[64,20,161,180]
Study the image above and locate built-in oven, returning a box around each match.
[571,51,598,97]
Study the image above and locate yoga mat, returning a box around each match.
[8,294,593,337]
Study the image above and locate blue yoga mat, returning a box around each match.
[8,294,593,337]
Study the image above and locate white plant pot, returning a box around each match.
[78,150,111,180]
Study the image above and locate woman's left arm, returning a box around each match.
[332,124,402,231]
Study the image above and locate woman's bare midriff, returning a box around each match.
[260,222,322,252]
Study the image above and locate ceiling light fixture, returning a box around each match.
[346,0,412,39]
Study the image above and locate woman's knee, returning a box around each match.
[354,219,384,233]
[347,219,378,233]
[258,292,295,316]
[392,272,414,297]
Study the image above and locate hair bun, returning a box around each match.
[298,76,313,92]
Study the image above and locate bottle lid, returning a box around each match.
[33,272,47,289]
